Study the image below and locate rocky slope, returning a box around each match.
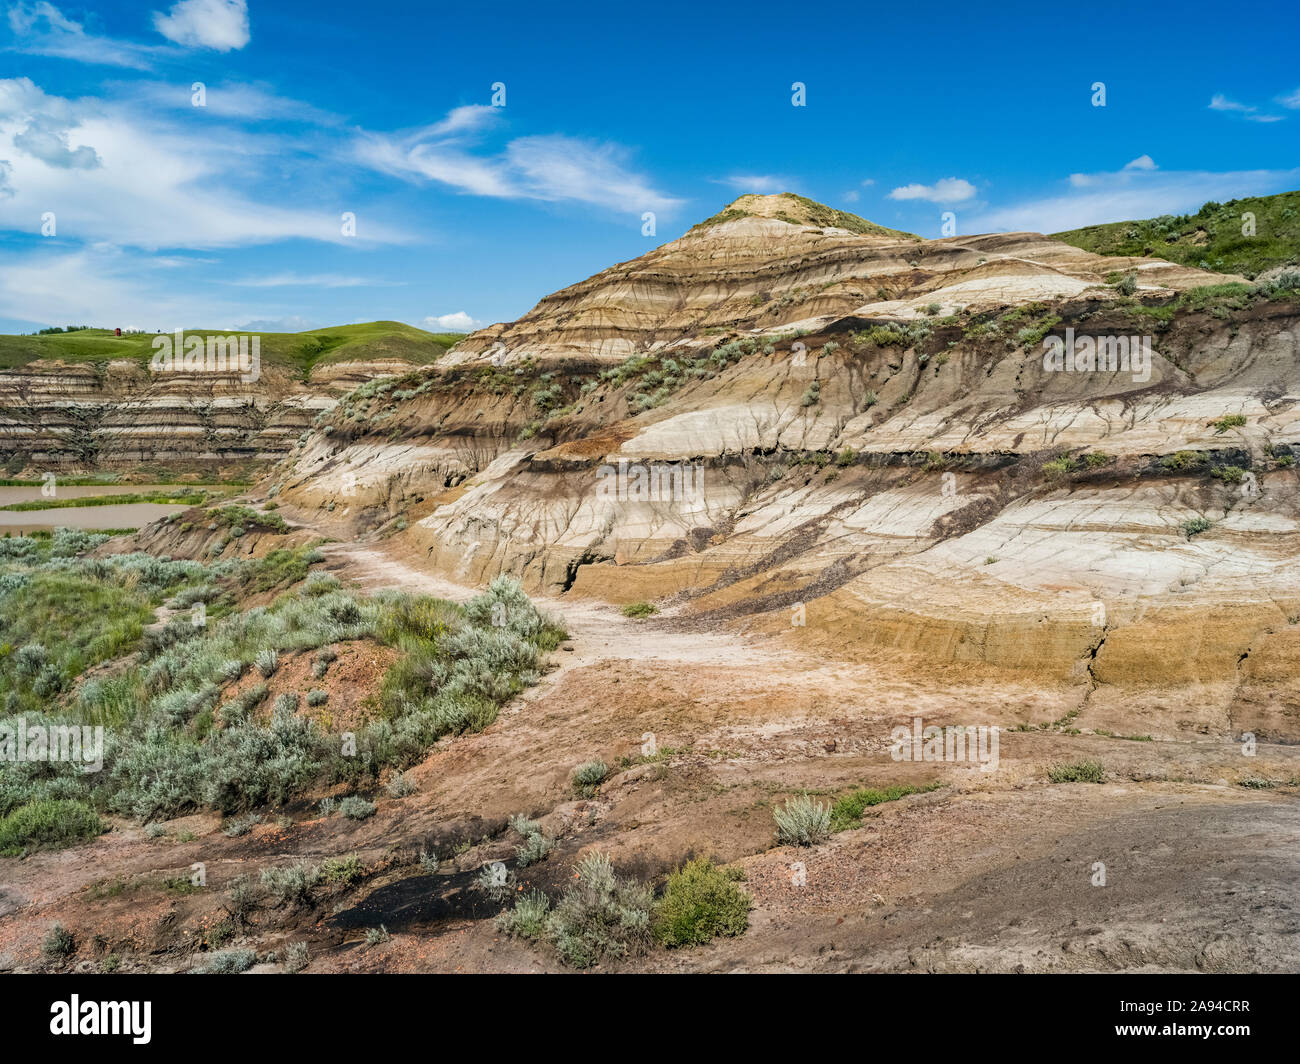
[248,194,1300,739]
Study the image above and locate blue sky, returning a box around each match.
[0,0,1297,335]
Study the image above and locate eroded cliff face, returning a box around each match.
[0,357,419,472]
[235,196,1300,736]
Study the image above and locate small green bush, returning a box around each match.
[193,948,256,974]
[653,857,750,947]
[1212,413,1247,434]
[1042,455,1077,479]
[0,799,102,856]
[1048,759,1106,783]
[546,853,652,968]
[829,782,942,831]
[572,760,609,797]
[338,795,376,820]
[42,924,75,957]
[1210,465,1246,484]
[621,601,656,618]
[1162,450,1206,471]
[321,853,364,884]
[260,862,320,906]
[496,889,551,940]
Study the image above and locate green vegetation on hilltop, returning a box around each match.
[1052,190,1300,279]
[0,321,463,377]
[693,193,919,240]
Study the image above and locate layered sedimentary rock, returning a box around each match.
[0,357,418,470]
[259,195,1300,736]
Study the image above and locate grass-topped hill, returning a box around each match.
[1052,189,1300,279]
[692,192,919,240]
[0,321,464,376]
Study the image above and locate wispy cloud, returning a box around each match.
[0,246,246,328]
[1209,91,1286,123]
[6,1,170,68]
[888,177,976,204]
[230,273,404,288]
[1209,92,1254,113]
[356,106,684,214]
[714,174,791,194]
[0,77,409,248]
[968,163,1300,234]
[120,80,341,125]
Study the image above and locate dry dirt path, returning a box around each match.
[318,540,800,682]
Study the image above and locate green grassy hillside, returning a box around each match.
[0,321,465,375]
[1052,189,1300,279]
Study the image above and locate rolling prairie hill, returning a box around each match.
[1053,188,1300,279]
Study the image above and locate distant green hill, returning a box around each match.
[1052,189,1300,279]
[0,321,464,375]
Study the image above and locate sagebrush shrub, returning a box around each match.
[773,794,831,846]
[546,853,652,968]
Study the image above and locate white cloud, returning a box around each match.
[121,80,339,125]
[152,0,249,52]
[1279,87,1300,109]
[715,174,789,193]
[888,177,976,204]
[423,311,479,332]
[231,273,401,288]
[1209,93,1254,113]
[967,165,1300,234]
[7,1,168,68]
[13,113,101,167]
[0,246,247,328]
[356,107,683,214]
[1209,92,1286,123]
[236,315,317,332]
[0,77,408,248]
[1124,154,1157,171]
[507,135,683,212]
[842,189,859,202]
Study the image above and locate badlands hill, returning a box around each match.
[222,193,1300,742]
[0,322,458,473]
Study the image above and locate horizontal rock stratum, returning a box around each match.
[0,322,455,471]
[253,194,1300,740]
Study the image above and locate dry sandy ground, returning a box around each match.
[2,539,1298,974]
